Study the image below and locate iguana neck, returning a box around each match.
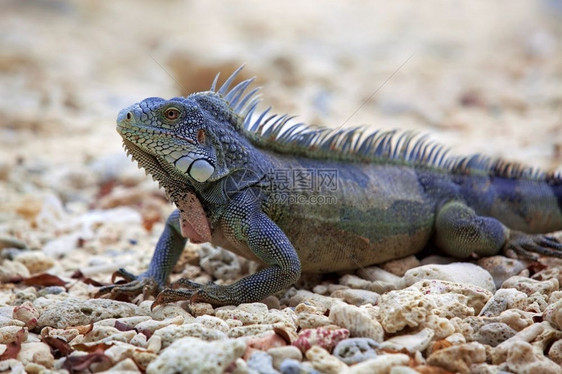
[122,139,194,204]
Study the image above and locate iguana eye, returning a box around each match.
[164,107,181,120]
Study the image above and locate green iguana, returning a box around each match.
[98,66,562,307]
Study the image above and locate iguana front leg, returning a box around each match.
[435,200,562,259]
[154,194,302,307]
[96,209,186,298]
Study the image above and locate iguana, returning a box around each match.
[98,66,562,307]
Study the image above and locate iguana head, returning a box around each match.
[116,70,259,190]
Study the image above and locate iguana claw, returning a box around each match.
[151,287,203,310]
[95,269,160,300]
[505,232,562,260]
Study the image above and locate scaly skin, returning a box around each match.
[97,67,562,306]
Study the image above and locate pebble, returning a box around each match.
[473,322,517,347]
[16,342,54,369]
[12,301,39,329]
[152,323,228,348]
[543,298,562,329]
[427,342,486,373]
[198,243,241,281]
[247,351,279,374]
[380,328,434,353]
[329,302,384,342]
[289,290,335,313]
[305,345,349,374]
[139,300,195,322]
[0,260,30,282]
[36,299,140,329]
[478,288,527,317]
[293,327,349,353]
[332,337,379,365]
[477,255,527,289]
[0,326,27,344]
[215,302,269,325]
[146,337,245,374]
[403,262,495,292]
[504,340,562,373]
[501,276,558,297]
[280,358,320,374]
[380,255,421,276]
[268,346,303,371]
[548,338,562,365]
[13,251,55,275]
[347,353,410,374]
[330,288,379,306]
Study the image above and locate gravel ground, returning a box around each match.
[1,1,562,373]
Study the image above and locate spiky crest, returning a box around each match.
[208,66,561,183]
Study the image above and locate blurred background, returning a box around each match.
[0,0,561,272]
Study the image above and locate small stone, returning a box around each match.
[347,353,410,374]
[280,358,319,374]
[0,326,27,344]
[501,276,558,297]
[504,340,561,373]
[289,290,335,313]
[0,260,30,282]
[329,302,384,342]
[194,315,230,333]
[12,301,39,329]
[146,337,245,374]
[381,255,421,276]
[330,289,379,306]
[479,288,527,317]
[427,342,486,373]
[403,262,495,292]
[268,346,303,371]
[13,251,55,274]
[153,323,227,348]
[139,300,195,322]
[305,345,349,374]
[247,351,278,374]
[16,342,54,369]
[134,315,184,335]
[477,255,527,289]
[99,358,141,373]
[380,328,434,353]
[245,331,287,358]
[333,337,379,365]
[187,302,215,317]
[198,243,241,281]
[36,299,140,329]
[473,322,517,347]
[547,338,562,365]
[293,327,349,353]
[543,298,562,330]
[70,325,136,345]
[215,303,269,325]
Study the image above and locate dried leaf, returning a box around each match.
[22,273,67,287]
[62,349,111,373]
[73,342,112,353]
[0,328,25,360]
[43,336,73,357]
[114,320,135,332]
[74,323,94,335]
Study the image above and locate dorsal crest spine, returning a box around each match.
[205,66,560,183]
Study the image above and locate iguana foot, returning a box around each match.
[505,232,562,260]
[95,268,160,300]
[151,279,207,310]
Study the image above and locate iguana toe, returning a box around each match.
[505,232,562,260]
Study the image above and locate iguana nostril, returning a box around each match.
[126,112,132,120]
